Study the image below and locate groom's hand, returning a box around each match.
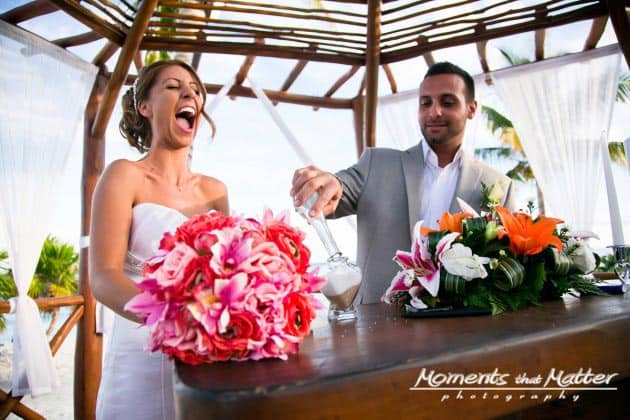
[291,165,342,217]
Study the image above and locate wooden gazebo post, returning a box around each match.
[74,71,107,420]
[363,0,382,150]
[606,0,630,67]
[74,1,158,418]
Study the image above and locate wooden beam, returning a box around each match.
[534,6,547,61]
[206,83,353,109]
[0,295,84,314]
[417,36,435,67]
[583,16,608,50]
[535,29,546,61]
[381,3,607,64]
[140,38,363,65]
[46,0,125,45]
[364,0,381,149]
[0,391,43,419]
[92,41,119,67]
[382,64,397,93]
[91,0,159,139]
[0,0,57,24]
[313,65,360,111]
[323,65,361,98]
[279,45,318,93]
[75,71,108,420]
[352,96,365,158]
[234,38,265,88]
[53,31,103,48]
[607,0,630,68]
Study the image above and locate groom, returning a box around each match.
[291,62,516,304]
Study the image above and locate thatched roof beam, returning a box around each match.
[53,31,103,48]
[0,0,57,24]
[583,16,608,50]
[381,2,606,64]
[475,25,491,74]
[606,0,630,67]
[140,38,363,65]
[118,73,353,109]
[150,14,365,38]
[205,83,353,109]
[158,1,366,25]
[417,36,435,67]
[382,64,397,93]
[92,41,119,67]
[47,0,126,45]
[352,96,365,158]
[234,37,265,87]
[534,6,547,61]
[91,0,159,139]
[320,65,361,101]
[279,44,318,94]
[364,0,381,149]
[380,1,604,49]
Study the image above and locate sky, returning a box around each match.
[1,1,629,263]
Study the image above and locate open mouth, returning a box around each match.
[175,106,196,131]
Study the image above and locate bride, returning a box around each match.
[89,59,228,419]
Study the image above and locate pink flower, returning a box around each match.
[155,242,199,287]
[125,209,321,365]
[386,221,457,302]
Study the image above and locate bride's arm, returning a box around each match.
[89,160,141,323]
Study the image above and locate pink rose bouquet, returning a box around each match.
[125,209,325,364]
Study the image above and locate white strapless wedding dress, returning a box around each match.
[96,203,187,420]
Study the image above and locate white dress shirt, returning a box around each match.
[419,139,463,230]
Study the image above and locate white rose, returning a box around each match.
[439,243,490,281]
[488,181,507,204]
[567,238,596,274]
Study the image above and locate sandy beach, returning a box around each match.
[1,335,75,420]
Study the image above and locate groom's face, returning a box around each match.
[418,74,477,150]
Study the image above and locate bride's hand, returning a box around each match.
[291,165,342,217]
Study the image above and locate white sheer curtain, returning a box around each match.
[377,74,491,154]
[490,45,621,231]
[0,21,98,396]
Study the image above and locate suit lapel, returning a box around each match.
[402,144,424,241]
[450,153,482,213]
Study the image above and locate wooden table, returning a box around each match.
[174,295,630,419]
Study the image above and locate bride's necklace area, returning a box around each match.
[146,164,191,193]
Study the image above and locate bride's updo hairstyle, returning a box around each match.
[119,59,215,153]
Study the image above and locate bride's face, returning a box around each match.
[138,65,203,150]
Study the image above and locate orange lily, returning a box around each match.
[421,211,473,236]
[495,206,564,256]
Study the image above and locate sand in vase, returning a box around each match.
[324,283,360,309]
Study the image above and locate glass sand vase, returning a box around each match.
[296,192,362,321]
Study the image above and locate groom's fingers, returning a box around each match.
[290,165,319,198]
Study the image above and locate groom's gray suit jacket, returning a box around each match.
[332,143,516,304]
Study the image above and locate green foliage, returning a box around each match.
[618,73,630,103]
[0,236,79,332]
[595,253,616,272]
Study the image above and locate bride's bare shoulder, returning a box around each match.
[101,159,145,181]
[197,175,229,213]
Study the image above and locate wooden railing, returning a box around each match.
[0,295,85,419]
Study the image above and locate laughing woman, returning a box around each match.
[89,60,228,420]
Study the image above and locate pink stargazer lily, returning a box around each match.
[384,221,458,304]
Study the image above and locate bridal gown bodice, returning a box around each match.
[96,203,187,420]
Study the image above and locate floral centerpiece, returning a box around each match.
[125,209,325,364]
[383,183,602,314]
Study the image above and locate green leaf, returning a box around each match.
[492,257,525,291]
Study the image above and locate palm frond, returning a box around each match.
[609,141,628,167]
[618,73,630,103]
[481,105,513,134]
[498,48,531,66]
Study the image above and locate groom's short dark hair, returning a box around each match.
[424,62,475,101]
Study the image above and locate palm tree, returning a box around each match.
[0,236,79,335]
[477,48,629,214]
